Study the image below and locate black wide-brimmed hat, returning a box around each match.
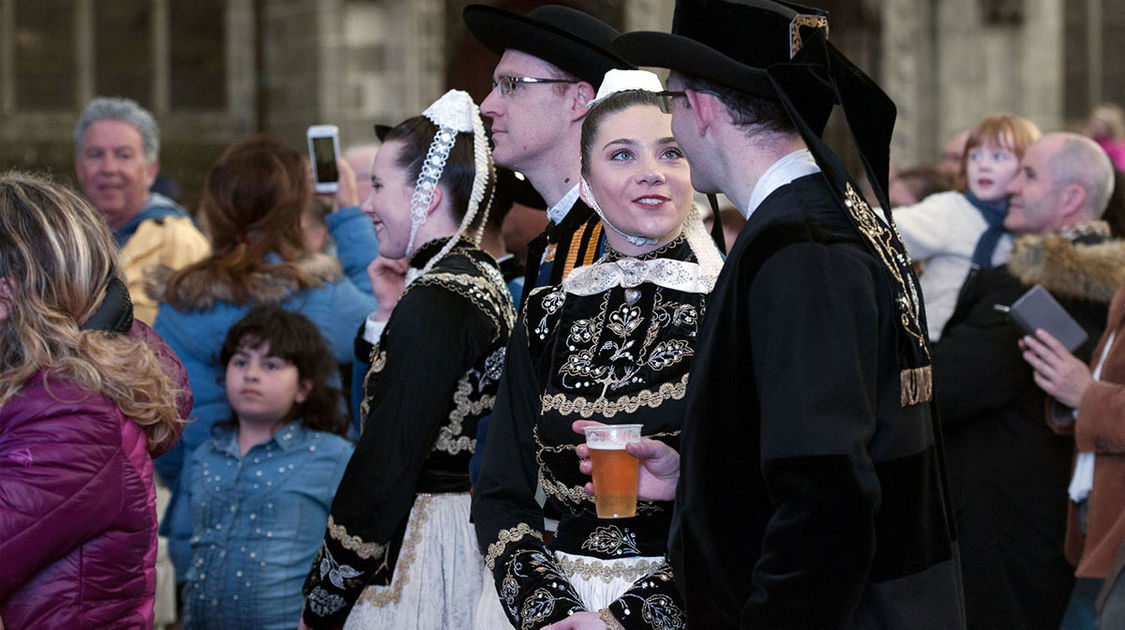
[463,4,633,88]
[614,0,897,211]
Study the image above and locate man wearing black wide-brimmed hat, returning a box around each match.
[608,1,967,628]
[463,4,633,304]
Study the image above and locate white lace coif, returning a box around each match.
[404,89,494,284]
[586,69,664,109]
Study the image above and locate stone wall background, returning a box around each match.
[1,0,1122,209]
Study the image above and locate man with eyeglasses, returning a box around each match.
[595,1,967,628]
[463,4,633,302]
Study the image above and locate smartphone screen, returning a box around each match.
[312,135,339,183]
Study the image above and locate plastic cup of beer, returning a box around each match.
[583,424,643,519]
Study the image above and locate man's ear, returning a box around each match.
[570,81,596,122]
[684,89,714,137]
[1060,183,1088,220]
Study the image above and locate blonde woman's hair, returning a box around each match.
[0,171,184,453]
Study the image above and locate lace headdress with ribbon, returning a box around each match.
[405,89,494,285]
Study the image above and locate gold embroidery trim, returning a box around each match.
[485,523,544,570]
[407,251,517,341]
[539,468,595,506]
[557,555,663,584]
[541,373,690,418]
[355,493,439,607]
[327,515,386,560]
[434,373,490,455]
[790,14,829,58]
[842,183,933,406]
[844,183,927,355]
[901,365,933,408]
[371,347,387,373]
[599,608,626,630]
[359,346,388,434]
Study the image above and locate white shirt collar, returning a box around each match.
[546,185,581,225]
[742,149,820,220]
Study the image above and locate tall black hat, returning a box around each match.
[614,0,896,211]
[463,4,634,88]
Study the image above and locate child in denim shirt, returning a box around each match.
[182,306,353,630]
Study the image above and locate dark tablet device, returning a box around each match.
[998,284,1088,352]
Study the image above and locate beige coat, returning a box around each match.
[120,215,210,324]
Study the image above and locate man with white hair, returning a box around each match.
[74,97,209,324]
[934,131,1125,629]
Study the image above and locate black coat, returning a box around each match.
[933,226,1125,630]
[671,174,964,629]
[301,240,516,628]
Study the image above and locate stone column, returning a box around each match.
[386,0,446,120]
[882,0,937,168]
[261,0,323,146]
[935,0,986,149]
[1021,0,1064,132]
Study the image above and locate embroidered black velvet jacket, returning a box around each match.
[301,239,516,628]
[473,236,717,630]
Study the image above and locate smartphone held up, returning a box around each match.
[307,125,340,194]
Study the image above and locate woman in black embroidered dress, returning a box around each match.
[299,90,516,630]
[471,72,722,630]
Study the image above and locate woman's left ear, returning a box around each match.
[295,378,313,404]
[426,185,445,216]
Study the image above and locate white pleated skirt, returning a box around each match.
[343,492,483,630]
[474,550,664,630]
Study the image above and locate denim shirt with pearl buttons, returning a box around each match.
[182,422,353,630]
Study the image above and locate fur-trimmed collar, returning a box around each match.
[1008,228,1125,304]
[147,253,343,311]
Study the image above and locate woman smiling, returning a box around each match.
[472,70,722,630]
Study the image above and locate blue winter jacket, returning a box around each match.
[153,206,377,580]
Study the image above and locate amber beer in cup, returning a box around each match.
[583,424,643,518]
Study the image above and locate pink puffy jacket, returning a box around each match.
[0,322,189,629]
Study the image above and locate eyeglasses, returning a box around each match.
[491,76,579,97]
[655,91,687,114]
